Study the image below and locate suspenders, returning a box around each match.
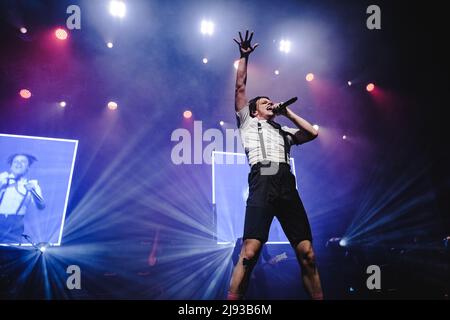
[257,120,291,163]
[0,178,30,215]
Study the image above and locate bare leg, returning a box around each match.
[295,240,323,300]
[228,239,262,300]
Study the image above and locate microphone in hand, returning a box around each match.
[273,97,298,115]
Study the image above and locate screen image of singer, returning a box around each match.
[0,133,78,246]
[212,151,298,245]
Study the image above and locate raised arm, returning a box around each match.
[233,31,258,112]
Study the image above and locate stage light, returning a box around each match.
[202,58,208,64]
[37,242,49,254]
[279,40,291,53]
[306,73,314,82]
[55,28,68,40]
[183,110,192,119]
[19,89,31,99]
[312,124,319,131]
[109,0,126,18]
[200,20,214,36]
[234,60,239,70]
[342,135,347,140]
[219,121,224,126]
[339,238,347,247]
[347,81,352,86]
[366,83,375,92]
[274,70,280,75]
[107,101,118,110]
[107,42,114,48]
[20,27,27,34]
[59,101,66,108]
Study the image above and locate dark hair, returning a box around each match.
[7,153,37,166]
[248,96,270,117]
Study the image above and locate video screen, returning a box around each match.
[0,134,78,246]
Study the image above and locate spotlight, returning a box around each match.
[347,81,352,86]
[312,124,319,131]
[279,39,291,53]
[19,89,31,99]
[59,101,66,108]
[20,27,27,34]
[219,121,224,126]
[234,60,239,70]
[339,238,347,247]
[109,0,126,18]
[107,42,114,48]
[202,58,208,64]
[200,20,214,36]
[183,110,192,119]
[107,101,118,110]
[55,28,68,40]
[342,135,347,140]
[366,83,375,92]
[306,73,314,82]
[37,242,49,254]
[274,70,280,75]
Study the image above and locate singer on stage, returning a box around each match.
[227,31,323,300]
[0,153,45,243]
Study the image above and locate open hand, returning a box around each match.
[233,30,259,57]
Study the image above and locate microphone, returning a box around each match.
[273,97,298,114]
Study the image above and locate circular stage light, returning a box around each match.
[19,89,31,99]
[306,73,314,82]
[183,110,192,119]
[55,28,68,40]
[109,1,126,18]
[107,101,118,110]
[200,20,214,35]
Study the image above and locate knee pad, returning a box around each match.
[242,257,257,269]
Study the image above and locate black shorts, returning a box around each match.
[0,214,25,243]
[243,162,313,248]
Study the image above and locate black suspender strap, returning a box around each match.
[15,190,29,215]
[0,178,12,206]
[267,120,290,163]
[257,122,268,160]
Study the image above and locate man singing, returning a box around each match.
[0,153,45,243]
[227,31,323,300]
